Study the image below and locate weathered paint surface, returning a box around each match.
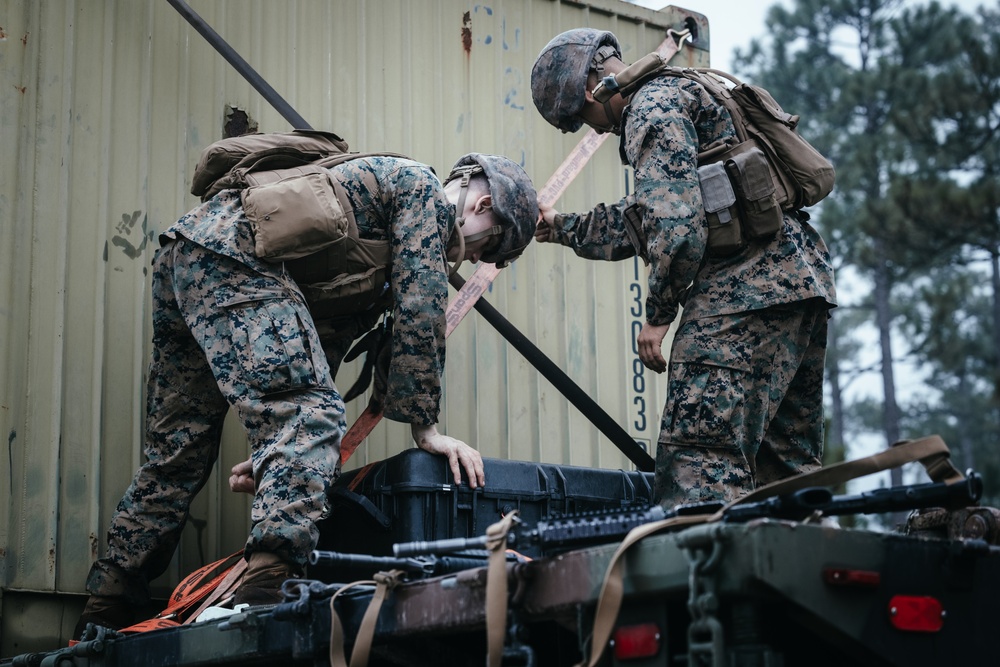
[0,1,711,639]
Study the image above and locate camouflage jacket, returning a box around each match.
[551,76,837,325]
[163,156,453,426]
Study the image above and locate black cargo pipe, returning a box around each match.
[450,274,655,472]
[165,0,312,131]
[168,0,653,472]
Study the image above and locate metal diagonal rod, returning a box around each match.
[165,0,312,130]
[450,274,655,472]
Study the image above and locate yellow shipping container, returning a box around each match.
[0,0,709,652]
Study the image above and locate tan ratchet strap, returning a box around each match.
[182,555,248,624]
[485,511,519,667]
[577,435,961,667]
[329,570,406,667]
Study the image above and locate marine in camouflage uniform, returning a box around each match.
[79,153,537,632]
[531,30,836,507]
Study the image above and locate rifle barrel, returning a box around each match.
[310,550,415,569]
[723,473,983,523]
[393,535,490,558]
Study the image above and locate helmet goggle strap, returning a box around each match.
[445,164,485,276]
[590,44,618,76]
[494,239,530,268]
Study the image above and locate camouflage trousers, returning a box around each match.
[87,238,344,601]
[655,299,830,508]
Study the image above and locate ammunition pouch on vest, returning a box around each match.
[697,162,743,257]
[697,144,783,257]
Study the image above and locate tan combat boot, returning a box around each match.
[74,594,136,639]
[232,552,299,606]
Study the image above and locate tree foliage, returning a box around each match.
[731,0,1000,502]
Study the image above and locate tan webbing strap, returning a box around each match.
[351,570,406,667]
[575,513,707,667]
[328,571,406,667]
[329,579,375,667]
[485,511,519,667]
[182,557,248,624]
[577,435,959,667]
[729,435,963,506]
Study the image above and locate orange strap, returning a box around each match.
[113,550,246,635]
[118,617,182,634]
[340,398,384,465]
[158,550,245,623]
[181,557,249,623]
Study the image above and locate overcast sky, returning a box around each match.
[629,0,996,73]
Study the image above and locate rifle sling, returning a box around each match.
[577,434,961,667]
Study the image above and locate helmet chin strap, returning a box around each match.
[448,225,466,277]
[590,98,621,135]
[449,224,503,275]
[445,164,483,277]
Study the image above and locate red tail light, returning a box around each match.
[612,622,661,660]
[888,595,945,632]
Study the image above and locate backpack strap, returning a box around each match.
[313,151,409,170]
[575,435,961,667]
[592,52,667,103]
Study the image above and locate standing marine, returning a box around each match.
[530,29,836,507]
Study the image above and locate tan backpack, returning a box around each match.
[595,54,835,256]
[189,130,405,318]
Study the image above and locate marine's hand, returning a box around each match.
[637,322,670,374]
[411,424,486,489]
[229,458,255,494]
[535,204,559,243]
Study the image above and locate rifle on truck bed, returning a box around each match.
[393,472,984,558]
[307,550,525,581]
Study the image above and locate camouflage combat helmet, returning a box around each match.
[444,153,538,268]
[531,29,622,133]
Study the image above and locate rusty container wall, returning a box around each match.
[0,0,711,624]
